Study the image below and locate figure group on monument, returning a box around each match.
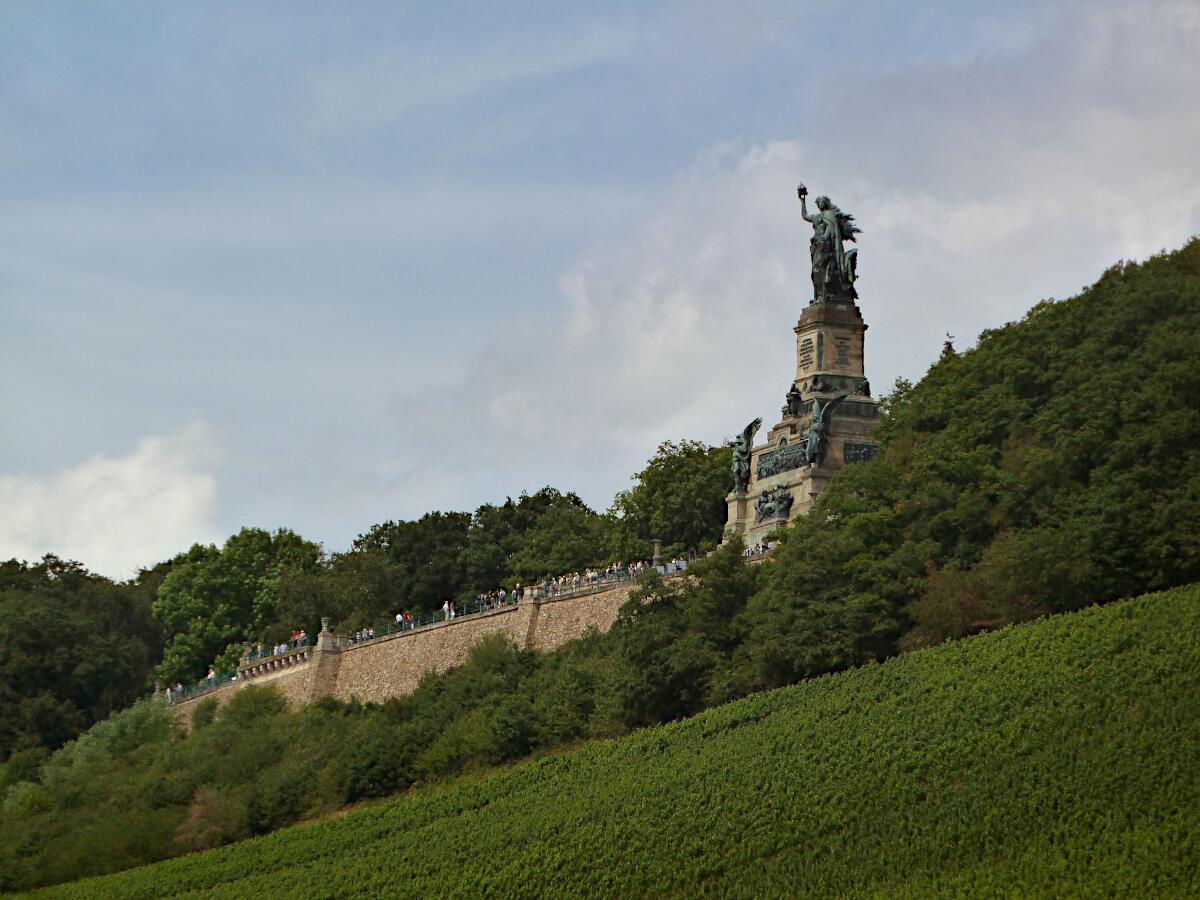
[798,183,860,304]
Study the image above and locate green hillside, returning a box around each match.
[30,584,1200,898]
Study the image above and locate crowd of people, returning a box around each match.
[542,560,651,597]
[471,586,522,609]
[353,557,701,644]
[743,541,776,557]
[250,630,309,659]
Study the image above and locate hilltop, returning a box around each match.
[26,583,1200,898]
[3,240,1199,891]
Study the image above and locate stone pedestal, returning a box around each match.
[725,492,750,535]
[794,300,869,390]
[725,299,880,544]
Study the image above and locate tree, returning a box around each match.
[154,528,322,683]
[610,541,759,725]
[507,493,607,583]
[0,557,163,760]
[609,440,732,559]
[352,512,472,615]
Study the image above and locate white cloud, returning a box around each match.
[381,0,1200,517]
[0,423,221,579]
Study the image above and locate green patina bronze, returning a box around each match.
[798,183,860,304]
[805,393,848,467]
[732,417,762,492]
[757,435,808,479]
[754,485,794,523]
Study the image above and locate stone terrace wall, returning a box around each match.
[525,583,635,651]
[169,652,315,728]
[168,577,647,724]
[332,604,534,703]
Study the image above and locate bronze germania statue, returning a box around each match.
[798,184,860,304]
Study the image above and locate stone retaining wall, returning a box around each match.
[168,578,646,726]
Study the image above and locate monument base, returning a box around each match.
[725,299,880,543]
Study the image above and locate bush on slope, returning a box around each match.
[737,240,1200,690]
[33,583,1200,899]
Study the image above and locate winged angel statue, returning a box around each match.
[731,417,762,493]
[798,184,860,303]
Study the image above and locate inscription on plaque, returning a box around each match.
[843,441,878,464]
[798,336,814,370]
[835,336,851,369]
[757,436,808,479]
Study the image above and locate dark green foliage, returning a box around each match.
[889,246,1200,634]
[153,528,322,684]
[609,439,732,557]
[741,241,1200,672]
[612,542,759,724]
[26,586,1200,898]
[461,488,606,592]
[0,557,164,761]
[351,510,473,615]
[505,494,608,583]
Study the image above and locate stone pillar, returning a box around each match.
[308,616,342,702]
[237,642,254,678]
[514,593,542,651]
[652,538,663,568]
[725,491,750,536]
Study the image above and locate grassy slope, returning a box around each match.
[33,585,1200,899]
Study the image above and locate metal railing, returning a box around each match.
[344,594,519,645]
[345,565,693,647]
[245,636,312,661]
[165,671,236,705]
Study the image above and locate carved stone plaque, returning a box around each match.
[843,441,878,464]
[757,436,808,479]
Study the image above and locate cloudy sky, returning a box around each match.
[2,1,1198,578]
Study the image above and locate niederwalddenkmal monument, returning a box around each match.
[725,184,880,543]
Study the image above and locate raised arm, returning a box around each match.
[798,186,814,223]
